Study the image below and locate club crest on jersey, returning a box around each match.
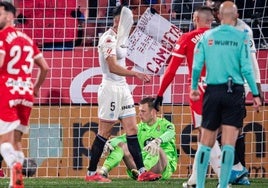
[157,124,161,131]
[174,44,180,51]
[106,38,112,43]
[6,77,33,95]
[249,40,253,48]
[208,39,214,46]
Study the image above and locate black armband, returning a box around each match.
[253,94,261,98]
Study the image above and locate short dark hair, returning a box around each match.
[112,5,123,18]
[140,97,155,109]
[0,1,16,16]
[195,5,213,14]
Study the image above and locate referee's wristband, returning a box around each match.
[253,94,260,98]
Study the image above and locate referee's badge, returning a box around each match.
[208,39,214,46]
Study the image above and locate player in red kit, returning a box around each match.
[0,2,49,188]
[154,5,213,127]
[153,6,219,187]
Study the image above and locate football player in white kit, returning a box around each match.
[85,5,162,182]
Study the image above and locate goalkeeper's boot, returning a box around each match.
[11,162,24,188]
[137,171,161,181]
[85,173,111,183]
[229,167,248,184]
[0,168,5,177]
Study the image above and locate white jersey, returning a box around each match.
[98,28,128,84]
[235,19,256,53]
[235,18,261,84]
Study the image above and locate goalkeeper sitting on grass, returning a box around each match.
[98,97,177,180]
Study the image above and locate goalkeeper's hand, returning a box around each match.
[102,140,114,156]
[153,96,163,111]
[143,138,162,156]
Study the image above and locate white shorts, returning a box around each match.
[98,80,136,121]
[0,119,20,135]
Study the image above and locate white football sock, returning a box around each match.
[187,143,199,185]
[210,140,221,177]
[0,143,18,187]
[16,151,25,164]
[0,143,17,167]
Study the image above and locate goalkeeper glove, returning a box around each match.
[153,96,163,111]
[102,140,114,156]
[143,138,162,156]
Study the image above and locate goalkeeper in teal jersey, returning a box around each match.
[98,96,177,180]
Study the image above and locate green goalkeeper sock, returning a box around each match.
[196,144,211,188]
[219,145,234,188]
[102,146,124,172]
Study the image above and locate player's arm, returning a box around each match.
[33,55,49,97]
[157,55,184,97]
[240,35,259,96]
[247,27,263,101]
[102,134,127,155]
[251,52,264,103]
[154,37,186,111]
[0,39,5,68]
[240,34,261,112]
[251,52,261,84]
[106,55,149,82]
[190,40,205,101]
[246,26,261,83]
[158,121,176,143]
[109,134,127,148]
[0,52,5,68]
[144,120,175,156]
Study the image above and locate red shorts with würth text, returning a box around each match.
[0,76,34,134]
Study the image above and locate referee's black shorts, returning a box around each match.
[202,84,245,131]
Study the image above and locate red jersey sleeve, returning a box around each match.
[157,34,188,96]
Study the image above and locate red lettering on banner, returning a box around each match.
[155,48,168,60]
[146,48,168,73]
[161,25,183,52]
[161,40,173,52]
[147,62,160,73]
[170,24,183,38]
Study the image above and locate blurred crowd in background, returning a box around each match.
[13,0,268,49]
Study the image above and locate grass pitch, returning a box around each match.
[0,178,267,188]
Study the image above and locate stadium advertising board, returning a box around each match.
[36,48,268,105]
[35,8,268,105]
[22,105,268,178]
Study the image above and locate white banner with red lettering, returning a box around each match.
[127,8,182,75]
